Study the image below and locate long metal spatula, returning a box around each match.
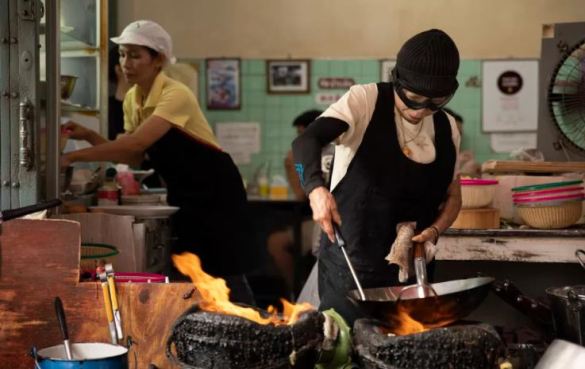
[333,223,366,300]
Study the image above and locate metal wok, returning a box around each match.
[347,276,494,328]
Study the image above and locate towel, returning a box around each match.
[385,222,438,282]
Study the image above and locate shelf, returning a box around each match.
[61,104,99,114]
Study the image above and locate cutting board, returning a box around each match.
[482,160,585,174]
[451,208,500,229]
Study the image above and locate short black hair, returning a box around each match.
[442,107,463,124]
[292,110,323,128]
[108,44,120,84]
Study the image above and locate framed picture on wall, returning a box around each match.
[266,60,310,94]
[206,58,241,110]
[380,59,396,82]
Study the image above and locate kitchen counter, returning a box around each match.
[436,226,585,263]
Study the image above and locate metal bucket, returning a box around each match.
[546,285,585,346]
[33,343,128,369]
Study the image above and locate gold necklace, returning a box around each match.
[399,117,423,157]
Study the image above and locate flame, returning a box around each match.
[173,252,314,325]
[388,309,452,335]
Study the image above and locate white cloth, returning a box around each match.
[320,83,461,191]
[385,222,438,283]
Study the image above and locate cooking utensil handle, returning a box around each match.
[492,279,552,325]
[2,199,62,221]
[54,297,73,360]
[332,223,366,301]
[576,249,585,272]
[333,222,346,248]
[413,241,425,259]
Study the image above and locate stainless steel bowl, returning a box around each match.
[60,75,78,100]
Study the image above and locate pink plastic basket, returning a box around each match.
[113,272,166,283]
[460,179,499,186]
[514,193,585,204]
[512,186,584,198]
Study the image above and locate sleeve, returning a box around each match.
[123,96,135,133]
[291,117,349,195]
[152,87,192,128]
[321,85,369,144]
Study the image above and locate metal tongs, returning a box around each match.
[333,223,366,300]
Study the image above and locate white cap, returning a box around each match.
[111,20,176,65]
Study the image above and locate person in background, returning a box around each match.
[443,107,481,176]
[107,45,133,141]
[292,29,463,325]
[268,110,333,293]
[61,20,258,305]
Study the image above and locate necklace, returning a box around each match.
[399,116,423,157]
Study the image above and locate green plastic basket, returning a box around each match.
[80,243,119,271]
[512,180,583,192]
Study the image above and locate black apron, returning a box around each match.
[318,83,456,325]
[146,128,259,276]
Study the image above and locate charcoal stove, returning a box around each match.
[166,304,328,369]
[166,302,512,369]
[353,319,507,369]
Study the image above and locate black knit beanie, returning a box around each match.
[394,29,460,98]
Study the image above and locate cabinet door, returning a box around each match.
[1,0,42,209]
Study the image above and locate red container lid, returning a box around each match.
[460,179,499,186]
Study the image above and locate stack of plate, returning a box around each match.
[512,180,584,229]
[121,194,161,206]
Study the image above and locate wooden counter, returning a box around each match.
[436,227,585,263]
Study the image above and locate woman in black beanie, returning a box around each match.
[292,29,463,325]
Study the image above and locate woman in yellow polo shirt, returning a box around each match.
[61,20,257,305]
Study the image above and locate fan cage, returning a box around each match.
[547,38,585,155]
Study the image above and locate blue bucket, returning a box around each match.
[32,343,128,369]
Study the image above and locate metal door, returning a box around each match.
[0,0,42,209]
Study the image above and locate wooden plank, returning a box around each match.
[437,234,585,263]
[0,219,196,368]
[54,213,139,272]
[482,160,585,174]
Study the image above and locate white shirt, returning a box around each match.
[321,83,461,191]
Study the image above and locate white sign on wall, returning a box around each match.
[491,132,538,153]
[215,122,260,164]
[482,60,539,132]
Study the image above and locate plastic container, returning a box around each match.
[97,183,119,206]
[80,243,119,272]
[514,193,585,204]
[512,180,584,194]
[512,186,584,199]
[460,179,499,209]
[516,201,583,229]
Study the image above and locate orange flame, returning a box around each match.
[389,309,452,335]
[173,252,314,325]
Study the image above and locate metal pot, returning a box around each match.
[32,343,128,368]
[535,339,585,369]
[546,285,585,345]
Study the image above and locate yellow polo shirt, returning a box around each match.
[123,72,221,149]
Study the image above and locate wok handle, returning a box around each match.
[413,242,425,259]
[492,279,552,325]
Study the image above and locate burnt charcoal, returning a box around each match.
[353,320,507,369]
[166,305,325,369]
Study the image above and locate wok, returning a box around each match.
[347,276,494,328]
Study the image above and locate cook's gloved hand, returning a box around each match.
[385,222,438,283]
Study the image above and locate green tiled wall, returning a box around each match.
[197,59,508,184]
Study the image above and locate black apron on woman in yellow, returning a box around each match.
[146,128,258,304]
[318,83,456,325]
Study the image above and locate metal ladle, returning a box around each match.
[333,223,366,300]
